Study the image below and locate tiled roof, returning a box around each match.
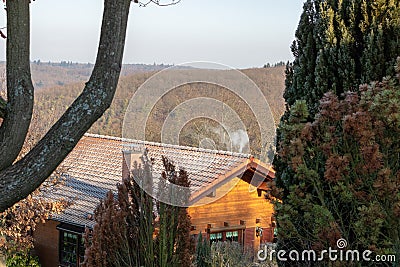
[49,133,252,228]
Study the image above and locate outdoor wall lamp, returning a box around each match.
[256,226,263,238]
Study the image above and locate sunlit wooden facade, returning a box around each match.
[188,159,276,249]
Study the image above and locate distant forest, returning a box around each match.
[26,65,286,157]
[0,61,175,90]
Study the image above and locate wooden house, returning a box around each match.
[33,134,275,267]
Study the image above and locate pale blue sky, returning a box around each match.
[0,0,304,68]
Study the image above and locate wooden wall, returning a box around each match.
[188,177,275,249]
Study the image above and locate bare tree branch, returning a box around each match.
[138,0,181,7]
[0,0,132,212]
[0,0,34,171]
[0,30,6,39]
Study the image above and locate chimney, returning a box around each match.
[122,144,154,196]
[122,144,145,180]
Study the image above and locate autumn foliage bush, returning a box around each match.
[0,183,68,255]
[82,153,192,267]
[269,59,400,265]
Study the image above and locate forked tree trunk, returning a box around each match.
[0,0,132,212]
[0,0,34,171]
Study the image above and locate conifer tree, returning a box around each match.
[272,0,400,265]
[284,0,400,117]
[83,154,192,267]
[174,170,193,267]
[195,232,211,267]
[271,68,400,265]
[82,154,154,267]
[156,157,192,267]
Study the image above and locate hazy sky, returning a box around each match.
[0,0,304,69]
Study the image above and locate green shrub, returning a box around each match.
[6,252,40,267]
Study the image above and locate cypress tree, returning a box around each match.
[84,153,192,267]
[156,157,192,267]
[284,0,400,118]
[195,232,211,267]
[284,0,320,112]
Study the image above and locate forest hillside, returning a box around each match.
[30,65,286,157]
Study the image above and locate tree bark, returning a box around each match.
[0,96,6,118]
[0,0,34,171]
[0,0,132,212]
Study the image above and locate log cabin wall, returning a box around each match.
[188,177,274,250]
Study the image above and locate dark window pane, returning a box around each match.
[210,232,223,243]
[225,231,239,242]
[60,230,81,267]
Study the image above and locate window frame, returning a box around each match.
[57,223,85,267]
[208,229,243,245]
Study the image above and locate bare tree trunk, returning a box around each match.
[0,0,34,171]
[0,0,132,212]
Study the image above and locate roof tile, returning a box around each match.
[48,133,251,228]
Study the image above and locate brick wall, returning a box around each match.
[33,220,59,267]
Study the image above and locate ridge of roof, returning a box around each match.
[84,133,252,159]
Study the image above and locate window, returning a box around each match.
[226,231,239,242]
[209,230,241,244]
[210,232,223,243]
[57,224,85,267]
